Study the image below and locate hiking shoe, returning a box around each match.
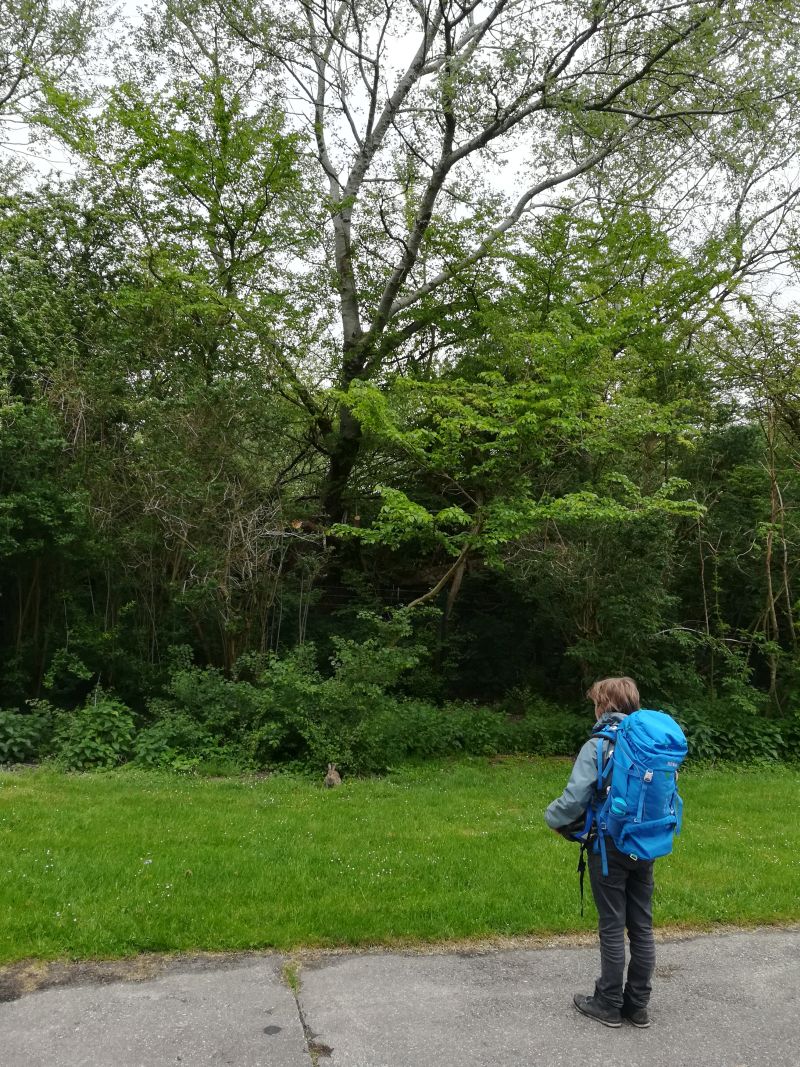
[622,1003,651,1028]
[573,994,622,1028]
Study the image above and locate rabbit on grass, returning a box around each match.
[324,763,342,788]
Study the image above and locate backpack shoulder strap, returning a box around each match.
[593,726,618,791]
[591,726,619,878]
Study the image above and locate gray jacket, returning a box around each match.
[544,712,627,831]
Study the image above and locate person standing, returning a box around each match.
[544,676,655,1029]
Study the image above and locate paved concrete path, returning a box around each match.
[1,929,796,1066]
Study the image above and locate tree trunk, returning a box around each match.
[322,400,363,523]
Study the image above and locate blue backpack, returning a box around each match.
[577,709,688,879]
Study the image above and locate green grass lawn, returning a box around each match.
[1,758,798,964]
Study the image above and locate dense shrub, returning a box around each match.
[344,700,519,772]
[51,690,135,770]
[0,701,53,763]
[124,624,570,774]
[133,713,220,771]
[670,699,789,764]
[2,612,797,773]
[517,699,589,756]
[780,710,800,762]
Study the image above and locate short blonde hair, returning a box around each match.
[586,677,640,716]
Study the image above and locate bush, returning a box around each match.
[522,704,588,756]
[330,700,492,773]
[386,701,462,760]
[141,615,424,773]
[669,704,721,762]
[152,646,318,767]
[133,712,217,771]
[446,703,515,756]
[504,689,589,756]
[52,690,135,770]
[101,627,599,776]
[309,698,571,775]
[21,609,796,778]
[779,710,800,762]
[670,699,785,764]
[0,701,53,763]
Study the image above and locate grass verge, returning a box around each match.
[1,758,797,964]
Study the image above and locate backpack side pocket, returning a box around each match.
[616,814,678,862]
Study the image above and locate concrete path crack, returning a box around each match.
[283,957,334,1066]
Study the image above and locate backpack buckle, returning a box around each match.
[644,770,654,782]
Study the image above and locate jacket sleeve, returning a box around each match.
[544,738,599,829]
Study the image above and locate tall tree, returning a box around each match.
[215,0,800,520]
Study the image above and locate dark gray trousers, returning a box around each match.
[587,839,656,1010]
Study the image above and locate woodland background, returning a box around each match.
[1,0,799,772]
